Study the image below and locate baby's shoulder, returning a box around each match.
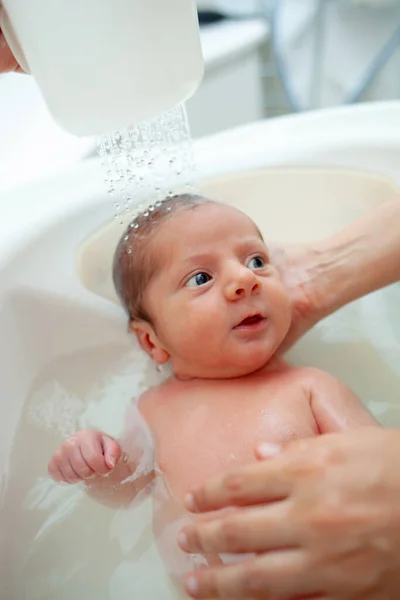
[283,365,339,392]
[136,377,179,410]
[137,382,164,408]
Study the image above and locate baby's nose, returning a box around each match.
[226,268,260,299]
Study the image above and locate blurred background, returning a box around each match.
[1,0,399,192]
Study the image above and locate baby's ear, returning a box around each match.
[130,321,170,365]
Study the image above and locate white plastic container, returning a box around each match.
[0,0,204,136]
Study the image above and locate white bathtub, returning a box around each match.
[1,102,400,599]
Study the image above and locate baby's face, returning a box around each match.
[136,203,291,379]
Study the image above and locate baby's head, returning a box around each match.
[113,194,291,379]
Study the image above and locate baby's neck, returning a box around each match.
[172,355,290,382]
[262,355,289,373]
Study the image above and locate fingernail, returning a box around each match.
[186,575,199,597]
[257,442,281,459]
[184,492,197,512]
[107,457,116,469]
[178,531,190,551]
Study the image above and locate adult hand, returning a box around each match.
[0,4,24,73]
[270,242,323,353]
[272,197,400,354]
[179,428,400,599]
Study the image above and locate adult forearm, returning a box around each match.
[309,197,400,318]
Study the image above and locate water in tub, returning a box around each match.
[2,114,400,599]
[1,107,200,600]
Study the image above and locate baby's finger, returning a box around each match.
[59,459,82,484]
[48,458,68,483]
[69,450,96,480]
[101,435,122,470]
[80,432,110,476]
[48,448,80,484]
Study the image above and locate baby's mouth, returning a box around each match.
[234,314,266,329]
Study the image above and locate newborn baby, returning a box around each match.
[48,194,379,590]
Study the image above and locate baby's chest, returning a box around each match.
[144,380,317,498]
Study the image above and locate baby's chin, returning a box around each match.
[228,349,276,378]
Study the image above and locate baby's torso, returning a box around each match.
[139,365,319,503]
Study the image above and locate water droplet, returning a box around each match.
[149,205,155,211]
[155,201,162,207]
[98,106,195,227]
[127,248,132,254]
[124,235,129,241]
[143,211,149,217]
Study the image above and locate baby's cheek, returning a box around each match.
[168,311,204,346]
[187,306,222,344]
[269,283,291,324]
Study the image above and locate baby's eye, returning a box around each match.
[186,272,212,287]
[247,256,265,269]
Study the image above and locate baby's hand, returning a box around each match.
[48,430,123,484]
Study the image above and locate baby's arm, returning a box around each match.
[48,428,154,508]
[304,369,380,433]
[48,398,155,508]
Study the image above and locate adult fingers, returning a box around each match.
[0,30,22,73]
[179,501,297,555]
[184,551,323,600]
[185,455,291,514]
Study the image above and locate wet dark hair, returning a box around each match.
[113,193,214,324]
